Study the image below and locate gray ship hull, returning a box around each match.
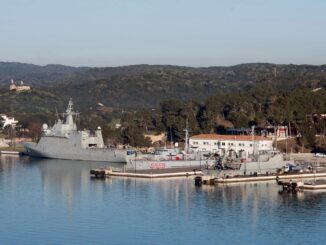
[23,141,126,163]
[203,154,293,178]
[126,159,216,170]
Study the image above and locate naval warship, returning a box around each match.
[126,128,217,170]
[23,99,126,162]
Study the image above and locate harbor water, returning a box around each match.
[1,156,326,244]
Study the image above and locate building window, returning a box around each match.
[222,142,225,146]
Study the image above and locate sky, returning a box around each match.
[0,0,325,67]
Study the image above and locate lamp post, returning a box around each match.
[314,157,317,184]
[134,151,137,173]
[251,125,256,159]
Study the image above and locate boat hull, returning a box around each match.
[203,154,293,178]
[126,159,216,170]
[23,142,126,163]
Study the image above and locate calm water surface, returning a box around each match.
[1,155,326,245]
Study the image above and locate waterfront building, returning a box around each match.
[189,134,273,158]
[225,125,289,140]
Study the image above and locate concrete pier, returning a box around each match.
[301,180,326,190]
[0,150,20,155]
[90,167,203,179]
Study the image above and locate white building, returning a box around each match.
[189,134,273,158]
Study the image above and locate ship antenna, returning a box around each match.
[55,106,59,120]
[76,111,80,128]
[170,126,173,149]
[66,98,73,113]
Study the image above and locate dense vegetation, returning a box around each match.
[118,86,326,150]
[1,62,326,151]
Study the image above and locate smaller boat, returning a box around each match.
[126,147,216,170]
[203,150,293,178]
[126,128,216,170]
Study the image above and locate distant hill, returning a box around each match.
[0,62,84,87]
[1,62,326,111]
[54,63,326,109]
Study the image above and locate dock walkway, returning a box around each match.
[90,167,203,179]
[0,150,20,155]
[196,172,326,185]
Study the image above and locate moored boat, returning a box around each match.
[126,147,216,170]
[203,150,293,178]
[23,99,126,162]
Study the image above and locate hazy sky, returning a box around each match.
[1,0,325,67]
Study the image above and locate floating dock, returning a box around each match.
[196,172,326,185]
[302,183,326,190]
[302,180,326,190]
[0,150,20,155]
[277,179,326,192]
[90,167,203,179]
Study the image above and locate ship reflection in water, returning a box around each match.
[1,156,326,244]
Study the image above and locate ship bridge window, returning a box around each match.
[89,131,96,137]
